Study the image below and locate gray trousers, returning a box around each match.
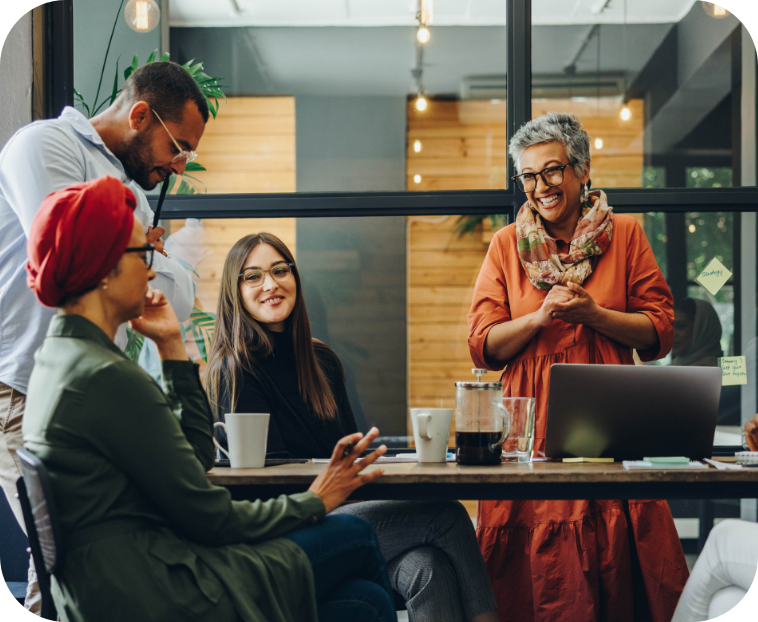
[333,501,497,622]
[0,381,41,614]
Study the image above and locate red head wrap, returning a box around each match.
[26,176,137,307]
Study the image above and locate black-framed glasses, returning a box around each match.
[239,263,295,288]
[124,245,155,269]
[512,164,571,193]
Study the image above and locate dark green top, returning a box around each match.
[23,314,325,622]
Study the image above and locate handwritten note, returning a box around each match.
[696,258,732,296]
[718,356,747,386]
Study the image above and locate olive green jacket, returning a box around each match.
[23,315,325,622]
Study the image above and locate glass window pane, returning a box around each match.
[531,1,757,189]
[73,1,507,196]
[164,205,755,445]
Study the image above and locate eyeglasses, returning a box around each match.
[151,109,198,164]
[512,164,571,193]
[239,263,294,288]
[124,245,155,269]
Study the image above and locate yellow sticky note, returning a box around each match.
[718,356,747,386]
[696,258,732,296]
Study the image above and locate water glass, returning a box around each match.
[496,398,536,462]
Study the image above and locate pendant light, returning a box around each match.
[701,2,729,18]
[125,0,161,33]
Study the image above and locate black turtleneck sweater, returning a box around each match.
[216,331,358,459]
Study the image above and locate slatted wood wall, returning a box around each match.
[405,98,644,440]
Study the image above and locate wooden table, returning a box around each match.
[208,459,758,502]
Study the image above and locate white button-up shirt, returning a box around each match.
[0,107,196,394]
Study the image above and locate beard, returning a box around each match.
[116,130,164,191]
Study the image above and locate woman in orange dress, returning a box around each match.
[468,112,689,622]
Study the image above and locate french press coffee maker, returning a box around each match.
[454,369,509,465]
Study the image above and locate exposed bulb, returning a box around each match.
[417,27,431,44]
[125,0,161,32]
[413,140,422,153]
[701,2,728,18]
[594,138,604,150]
[415,95,428,112]
[620,106,631,121]
[414,174,422,184]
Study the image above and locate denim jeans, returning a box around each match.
[283,514,397,622]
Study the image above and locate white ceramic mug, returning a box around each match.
[213,413,270,468]
[411,408,453,462]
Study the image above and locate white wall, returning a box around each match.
[0,12,32,148]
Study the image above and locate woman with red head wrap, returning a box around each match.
[20,177,397,622]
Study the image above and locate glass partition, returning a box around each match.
[164,206,756,449]
[531,0,757,189]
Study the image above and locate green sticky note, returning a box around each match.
[696,258,732,296]
[643,456,690,464]
[718,356,747,386]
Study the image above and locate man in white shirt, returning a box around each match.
[0,61,203,611]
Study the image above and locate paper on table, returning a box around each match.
[623,461,708,470]
[313,453,456,464]
[696,258,732,296]
[718,356,748,386]
[562,457,614,463]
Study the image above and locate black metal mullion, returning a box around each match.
[46,0,74,119]
[507,0,532,221]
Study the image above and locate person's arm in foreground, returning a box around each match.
[745,413,758,451]
[85,291,386,546]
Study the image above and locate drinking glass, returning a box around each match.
[496,398,536,462]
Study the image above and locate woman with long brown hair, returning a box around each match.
[207,233,500,622]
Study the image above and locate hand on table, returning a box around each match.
[745,414,758,451]
[551,282,601,326]
[129,288,187,360]
[308,427,387,513]
[536,285,575,327]
[146,225,168,257]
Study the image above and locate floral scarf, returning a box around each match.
[515,189,613,291]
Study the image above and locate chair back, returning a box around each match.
[16,447,63,620]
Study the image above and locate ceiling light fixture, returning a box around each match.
[620,106,631,121]
[701,2,729,18]
[415,94,428,112]
[594,138,604,150]
[418,0,434,26]
[124,0,160,33]
[414,174,422,184]
[413,140,422,153]
[417,26,431,44]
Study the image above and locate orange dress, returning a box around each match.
[468,215,689,622]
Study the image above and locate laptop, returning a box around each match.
[544,364,722,460]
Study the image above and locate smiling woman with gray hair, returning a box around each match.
[467,112,689,621]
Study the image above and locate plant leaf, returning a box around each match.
[187,62,204,76]
[184,162,207,172]
[176,178,195,195]
[125,327,145,361]
[109,54,121,106]
[146,49,157,64]
[182,59,195,69]
[73,89,91,117]
[160,52,170,62]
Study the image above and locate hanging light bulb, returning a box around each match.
[594,138,604,150]
[701,2,729,18]
[415,94,428,112]
[413,140,422,153]
[620,106,631,121]
[125,0,161,33]
[417,26,431,44]
[414,174,422,184]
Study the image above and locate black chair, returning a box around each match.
[15,448,63,621]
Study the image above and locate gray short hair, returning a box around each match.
[509,112,591,177]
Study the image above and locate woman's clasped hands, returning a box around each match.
[539,281,601,327]
[308,427,387,513]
